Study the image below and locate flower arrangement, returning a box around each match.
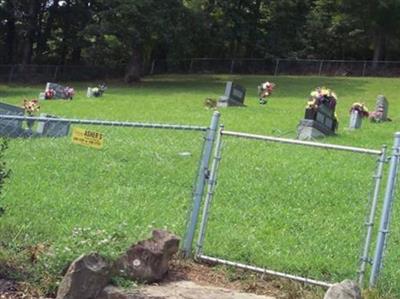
[63,86,75,99]
[22,99,40,116]
[45,88,55,100]
[258,81,275,104]
[204,97,217,109]
[22,99,40,130]
[350,102,369,118]
[307,87,337,110]
[92,83,107,97]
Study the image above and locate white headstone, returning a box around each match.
[349,110,362,130]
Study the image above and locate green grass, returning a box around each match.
[0,75,399,297]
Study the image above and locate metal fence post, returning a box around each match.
[362,61,367,77]
[358,145,387,286]
[274,59,280,76]
[189,59,194,73]
[8,65,15,83]
[369,133,400,287]
[318,60,324,76]
[195,125,224,257]
[230,60,235,74]
[53,66,59,81]
[149,60,155,75]
[182,111,220,257]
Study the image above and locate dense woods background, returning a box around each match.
[1,0,400,81]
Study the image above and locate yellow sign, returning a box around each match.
[72,128,104,149]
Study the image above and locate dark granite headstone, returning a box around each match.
[217,81,246,107]
[298,98,338,140]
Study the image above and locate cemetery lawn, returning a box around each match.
[0,75,400,298]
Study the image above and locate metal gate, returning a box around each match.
[194,128,400,289]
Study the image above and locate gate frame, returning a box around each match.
[195,129,399,288]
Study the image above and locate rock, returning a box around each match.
[56,253,111,299]
[0,279,17,293]
[96,285,164,299]
[114,230,180,283]
[323,279,362,299]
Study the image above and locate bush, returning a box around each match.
[0,138,11,216]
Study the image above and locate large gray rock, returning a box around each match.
[56,253,111,299]
[323,280,362,299]
[114,230,180,283]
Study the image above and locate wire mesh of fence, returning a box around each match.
[0,114,208,277]
[2,59,400,84]
[195,131,386,288]
[1,65,126,83]
[150,59,400,77]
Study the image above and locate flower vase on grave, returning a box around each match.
[26,114,35,132]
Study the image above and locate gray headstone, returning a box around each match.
[0,102,26,137]
[217,81,246,107]
[36,113,70,137]
[297,119,327,140]
[87,87,93,98]
[349,110,362,130]
[375,95,388,121]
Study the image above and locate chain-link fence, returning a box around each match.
[0,113,216,278]
[1,112,399,293]
[151,58,400,77]
[0,64,126,83]
[2,59,400,84]
[194,128,400,293]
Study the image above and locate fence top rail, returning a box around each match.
[222,130,382,156]
[0,114,208,132]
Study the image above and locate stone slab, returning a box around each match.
[139,281,275,299]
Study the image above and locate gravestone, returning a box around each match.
[36,113,70,137]
[370,95,389,122]
[349,110,363,130]
[43,82,73,100]
[297,101,338,140]
[217,81,246,107]
[87,83,107,98]
[0,102,27,137]
[87,87,94,98]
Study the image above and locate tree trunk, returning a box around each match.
[36,1,57,63]
[372,27,386,68]
[124,48,142,83]
[22,0,40,65]
[71,47,82,64]
[5,14,16,64]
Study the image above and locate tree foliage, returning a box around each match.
[1,0,400,80]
